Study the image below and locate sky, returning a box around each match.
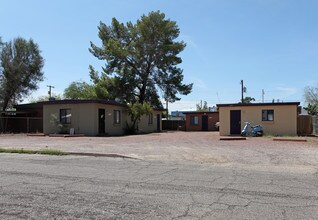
[1,0,317,112]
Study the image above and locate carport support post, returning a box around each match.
[27,117,30,133]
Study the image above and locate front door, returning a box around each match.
[202,115,208,131]
[230,110,241,135]
[98,109,105,134]
[157,114,161,132]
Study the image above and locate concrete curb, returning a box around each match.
[26,134,46,137]
[48,134,85,138]
[273,138,307,142]
[220,137,246,141]
[66,152,139,159]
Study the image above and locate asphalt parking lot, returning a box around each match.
[0,132,318,173]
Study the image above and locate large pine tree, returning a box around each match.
[89,11,192,108]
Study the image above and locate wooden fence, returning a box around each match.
[312,116,318,135]
[297,115,313,136]
[162,120,186,131]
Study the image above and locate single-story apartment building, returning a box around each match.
[217,102,300,136]
[183,111,219,131]
[43,99,163,136]
[15,99,163,136]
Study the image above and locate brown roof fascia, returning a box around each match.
[217,102,300,107]
[14,102,44,109]
[38,99,128,107]
[183,111,218,114]
[16,99,166,110]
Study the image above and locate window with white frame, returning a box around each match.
[262,109,274,121]
[114,110,121,124]
[190,116,199,125]
[60,109,71,124]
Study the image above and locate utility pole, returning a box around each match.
[166,100,168,119]
[216,92,221,103]
[262,89,265,103]
[47,85,54,99]
[165,87,169,120]
[241,80,244,103]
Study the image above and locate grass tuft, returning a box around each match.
[0,148,67,156]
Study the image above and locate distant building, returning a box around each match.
[183,111,219,131]
[170,111,186,120]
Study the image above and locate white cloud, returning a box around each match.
[275,86,298,96]
[191,78,208,90]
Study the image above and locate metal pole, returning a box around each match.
[166,100,168,120]
[241,80,244,103]
[47,85,55,99]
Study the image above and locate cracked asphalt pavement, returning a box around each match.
[0,154,318,219]
[0,132,318,219]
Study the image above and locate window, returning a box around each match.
[190,116,199,125]
[60,109,71,124]
[114,110,121,124]
[148,113,153,124]
[262,110,274,121]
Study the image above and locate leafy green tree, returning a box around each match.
[88,66,134,102]
[30,94,63,103]
[241,96,255,104]
[126,102,152,134]
[304,104,317,116]
[303,86,318,116]
[0,37,44,111]
[196,100,209,111]
[89,11,192,107]
[63,81,97,99]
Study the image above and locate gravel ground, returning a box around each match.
[0,131,318,172]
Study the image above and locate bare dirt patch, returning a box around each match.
[1,132,317,172]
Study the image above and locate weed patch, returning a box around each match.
[0,148,67,156]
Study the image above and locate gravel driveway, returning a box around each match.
[0,132,318,173]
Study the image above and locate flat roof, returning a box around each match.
[182,111,219,114]
[217,102,300,107]
[38,99,128,107]
[14,102,44,109]
[16,99,165,111]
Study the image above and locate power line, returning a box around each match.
[216,92,221,103]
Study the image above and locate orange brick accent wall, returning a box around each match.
[185,112,219,131]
